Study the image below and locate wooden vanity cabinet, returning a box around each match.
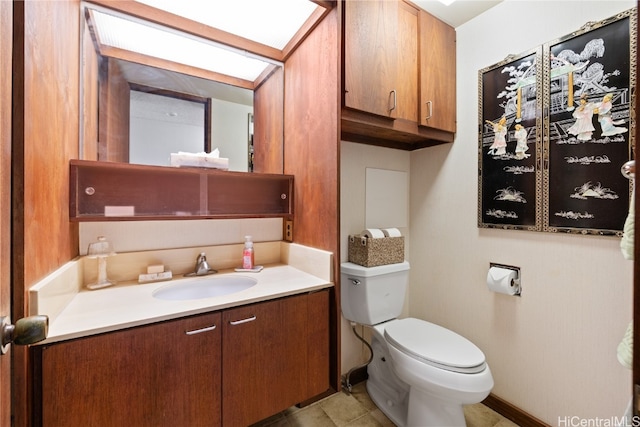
[222,290,330,426]
[32,312,222,427]
[31,290,330,427]
[341,0,456,149]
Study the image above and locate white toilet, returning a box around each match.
[341,261,493,427]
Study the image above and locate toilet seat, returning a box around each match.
[384,318,487,374]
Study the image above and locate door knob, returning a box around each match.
[0,315,49,355]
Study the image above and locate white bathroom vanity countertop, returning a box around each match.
[39,264,332,344]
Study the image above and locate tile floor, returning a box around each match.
[251,382,520,427]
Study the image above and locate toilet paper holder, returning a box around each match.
[488,263,521,296]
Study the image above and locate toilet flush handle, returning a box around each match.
[348,278,360,286]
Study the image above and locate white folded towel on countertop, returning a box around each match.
[170,149,229,170]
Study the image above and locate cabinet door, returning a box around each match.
[396,2,419,123]
[305,290,330,398]
[419,10,456,133]
[36,313,222,427]
[222,295,308,427]
[344,0,398,118]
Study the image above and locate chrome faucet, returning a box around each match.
[190,252,217,276]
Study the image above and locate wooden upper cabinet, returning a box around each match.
[341,0,456,150]
[344,0,398,118]
[419,10,456,133]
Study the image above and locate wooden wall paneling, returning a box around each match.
[284,9,339,254]
[98,57,129,162]
[253,66,284,174]
[82,15,99,161]
[0,1,12,425]
[284,6,341,391]
[12,1,81,425]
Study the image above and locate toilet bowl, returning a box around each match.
[341,261,493,427]
[378,318,493,426]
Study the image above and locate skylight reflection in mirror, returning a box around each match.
[134,0,319,50]
[91,10,272,81]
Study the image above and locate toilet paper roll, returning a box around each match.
[487,266,520,296]
[382,228,402,237]
[362,228,385,239]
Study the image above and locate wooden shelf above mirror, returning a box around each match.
[69,160,293,221]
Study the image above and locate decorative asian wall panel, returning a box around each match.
[543,9,635,235]
[478,8,636,236]
[479,47,543,231]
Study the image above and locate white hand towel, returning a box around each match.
[617,321,633,370]
[620,187,634,260]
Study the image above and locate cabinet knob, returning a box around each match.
[0,315,49,354]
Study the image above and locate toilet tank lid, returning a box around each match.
[341,261,410,277]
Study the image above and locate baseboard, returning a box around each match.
[482,394,550,427]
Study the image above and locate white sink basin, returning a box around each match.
[152,275,258,301]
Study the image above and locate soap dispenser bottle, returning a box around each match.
[242,236,255,269]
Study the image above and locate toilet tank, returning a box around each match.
[340,261,410,325]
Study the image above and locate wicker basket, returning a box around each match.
[347,234,404,267]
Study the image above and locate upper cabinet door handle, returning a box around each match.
[229,315,257,325]
[389,90,397,112]
[185,324,217,335]
[425,101,433,120]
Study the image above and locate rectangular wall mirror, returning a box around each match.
[79,2,285,174]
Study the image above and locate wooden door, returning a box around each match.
[344,0,398,118]
[419,10,456,133]
[634,4,639,416]
[0,0,12,424]
[36,313,222,426]
[222,295,307,426]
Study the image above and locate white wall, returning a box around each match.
[128,95,252,171]
[410,0,634,423]
[341,0,635,423]
[130,114,204,167]
[211,98,253,172]
[340,142,411,373]
[79,218,283,255]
